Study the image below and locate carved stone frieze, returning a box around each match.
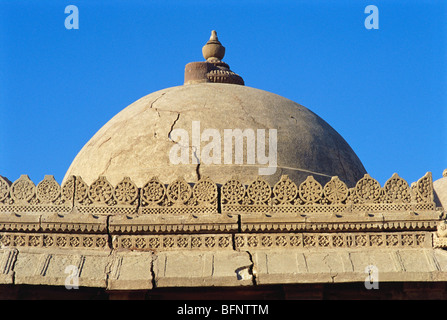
[234,231,431,249]
[109,231,431,251]
[112,234,233,251]
[0,175,72,214]
[75,176,138,215]
[0,172,441,238]
[221,173,437,215]
[139,176,218,215]
[0,216,439,256]
[0,232,108,250]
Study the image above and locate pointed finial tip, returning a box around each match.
[210,30,218,40]
[202,30,225,61]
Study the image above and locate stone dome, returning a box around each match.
[64,83,366,187]
[434,169,447,209]
[64,31,367,187]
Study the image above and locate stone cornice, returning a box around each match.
[109,214,238,234]
[240,211,442,233]
[0,213,107,234]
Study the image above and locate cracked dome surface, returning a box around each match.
[64,83,366,187]
[434,171,447,210]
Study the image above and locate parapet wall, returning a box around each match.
[0,171,443,250]
[0,172,437,216]
[0,172,446,290]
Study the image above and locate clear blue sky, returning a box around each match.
[0,0,446,186]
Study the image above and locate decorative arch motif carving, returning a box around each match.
[36,175,61,204]
[323,176,348,204]
[298,176,322,204]
[88,176,114,204]
[273,175,298,205]
[11,175,35,203]
[384,173,411,203]
[114,177,138,205]
[166,178,192,204]
[0,172,436,216]
[193,177,218,204]
[355,174,381,203]
[141,177,166,205]
[247,177,271,205]
[221,178,245,205]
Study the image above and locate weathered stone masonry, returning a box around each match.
[0,172,446,291]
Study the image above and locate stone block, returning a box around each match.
[154,250,253,287]
[107,251,153,290]
[14,248,109,288]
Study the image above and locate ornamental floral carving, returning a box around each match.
[167,178,192,204]
[235,236,245,247]
[298,176,322,204]
[355,235,368,246]
[386,234,399,246]
[323,176,348,204]
[121,237,132,249]
[177,237,188,248]
[61,175,75,202]
[193,177,217,204]
[247,177,271,205]
[29,235,40,247]
[303,235,317,247]
[135,237,146,249]
[204,236,215,248]
[221,178,245,204]
[355,174,381,203]
[14,235,25,246]
[141,177,166,204]
[114,177,138,205]
[83,237,94,248]
[88,176,113,204]
[415,234,425,245]
[370,235,384,246]
[11,175,35,203]
[164,237,175,248]
[36,175,61,204]
[273,175,297,205]
[383,173,410,203]
[70,236,81,247]
[413,172,433,203]
[290,236,301,247]
[56,236,67,247]
[0,176,11,203]
[74,176,88,203]
[0,235,11,246]
[276,235,288,247]
[332,235,344,247]
[402,234,414,246]
[191,237,202,248]
[247,235,258,247]
[261,235,273,247]
[96,237,107,248]
[218,236,230,248]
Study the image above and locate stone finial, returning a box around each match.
[443,168,447,178]
[184,30,244,86]
[202,30,225,61]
